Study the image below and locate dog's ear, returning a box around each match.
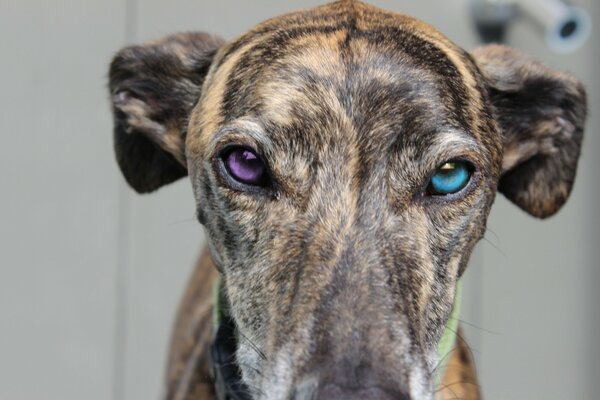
[472,45,586,218]
[109,32,224,193]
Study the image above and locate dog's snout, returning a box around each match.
[293,371,411,400]
[294,378,410,400]
[316,384,410,400]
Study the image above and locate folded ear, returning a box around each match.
[472,45,587,218]
[109,32,224,193]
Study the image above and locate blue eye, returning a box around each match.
[428,161,472,195]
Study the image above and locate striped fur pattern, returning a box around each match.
[108,1,586,399]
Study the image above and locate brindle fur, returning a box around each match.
[108,1,586,399]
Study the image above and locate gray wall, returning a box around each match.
[1,1,597,399]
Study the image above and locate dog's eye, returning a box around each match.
[427,161,472,195]
[222,147,269,186]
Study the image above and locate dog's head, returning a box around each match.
[108,1,586,398]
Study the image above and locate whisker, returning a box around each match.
[238,330,268,361]
[442,382,461,400]
[431,345,458,376]
[481,235,508,259]
[218,359,264,377]
[242,379,265,398]
[454,317,500,336]
[435,380,480,393]
[485,227,501,243]
[436,379,479,400]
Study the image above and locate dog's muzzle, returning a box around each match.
[208,279,462,399]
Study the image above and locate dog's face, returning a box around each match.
[109,1,585,398]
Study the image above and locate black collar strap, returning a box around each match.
[209,315,252,400]
[208,277,252,400]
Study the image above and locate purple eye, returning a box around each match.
[222,147,268,186]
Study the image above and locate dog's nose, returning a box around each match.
[294,376,410,400]
[316,383,410,400]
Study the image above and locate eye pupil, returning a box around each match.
[224,148,267,185]
[429,161,471,195]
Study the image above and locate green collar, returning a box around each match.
[210,278,461,393]
[212,275,227,330]
[435,280,462,384]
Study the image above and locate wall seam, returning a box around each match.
[112,0,138,399]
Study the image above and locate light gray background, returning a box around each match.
[1,1,598,399]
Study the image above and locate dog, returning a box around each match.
[108,1,586,399]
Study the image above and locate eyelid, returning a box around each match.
[430,155,480,176]
[212,138,262,163]
[439,162,456,171]
[424,130,482,171]
[208,118,273,159]
[215,142,262,161]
